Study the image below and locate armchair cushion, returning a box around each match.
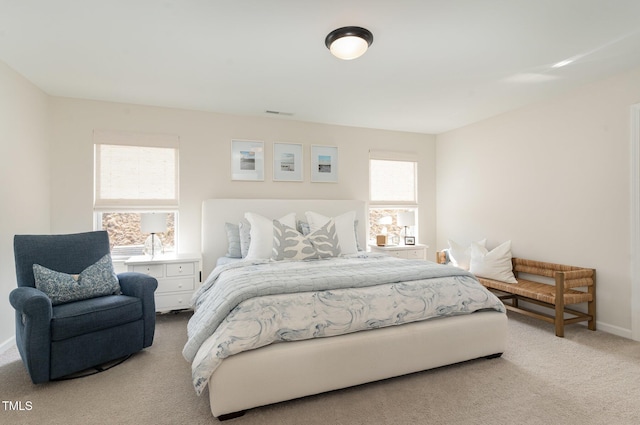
[51,295,142,341]
[33,254,120,305]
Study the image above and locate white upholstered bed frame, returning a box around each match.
[200,199,508,419]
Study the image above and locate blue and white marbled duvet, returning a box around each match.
[184,253,505,395]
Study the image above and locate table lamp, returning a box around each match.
[397,211,415,245]
[140,212,167,257]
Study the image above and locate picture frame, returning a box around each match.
[273,142,303,182]
[231,140,264,181]
[404,236,416,246]
[311,145,338,183]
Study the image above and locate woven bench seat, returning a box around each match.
[479,277,593,306]
[437,253,596,337]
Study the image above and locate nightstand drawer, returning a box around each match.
[389,250,408,259]
[368,244,428,261]
[166,262,195,277]
[131,264,164,278]
[157,277,195,293]
[155,293,191,311]
[406,249,423,259]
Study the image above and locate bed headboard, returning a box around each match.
[201,199,368,278]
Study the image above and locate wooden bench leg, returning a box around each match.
[588,272,596,331]
[555,275,565,337]
[555,305,564,337]
[588,300,596,331]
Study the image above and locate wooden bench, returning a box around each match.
[437,252,596,337]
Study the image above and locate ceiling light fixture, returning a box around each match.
[325,26,373,60]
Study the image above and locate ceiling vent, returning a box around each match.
[265,110,294,116]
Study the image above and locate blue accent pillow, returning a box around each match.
[238,218,251,258]
[224,222,242,258]
[297,220,311,236]
[33,254,121,305]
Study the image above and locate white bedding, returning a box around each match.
[186,254,505,395]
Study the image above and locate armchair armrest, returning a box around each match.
[9,287,53,384]
[118,272,158,297]
[10,286,52,319]
[118,272,158,348]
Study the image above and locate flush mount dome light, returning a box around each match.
[325,26,373,60]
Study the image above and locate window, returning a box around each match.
[369,151,418,244]
[93,130,179,257]
[98,211,176,257]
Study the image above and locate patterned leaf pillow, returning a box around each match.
[272,219,342,261]
[307,219,341,258]
[272,220,318,261]
[33,254,121,305]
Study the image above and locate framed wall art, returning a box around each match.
[231,139,264,181]
[273,142,303,182]
[311,145,338,183]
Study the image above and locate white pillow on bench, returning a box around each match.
[469,240,518,284]
[447,238,486,271]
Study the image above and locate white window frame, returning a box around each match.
[93,130,180,255]
[368,150,419,244]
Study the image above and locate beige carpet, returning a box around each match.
[1,311,639,425]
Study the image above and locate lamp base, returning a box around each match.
[143,234,164,257]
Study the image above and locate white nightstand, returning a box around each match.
[125,253,201,312]
[369,244,428,260]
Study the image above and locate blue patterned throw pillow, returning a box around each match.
[33,254,121,305]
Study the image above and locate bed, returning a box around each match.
[189,199,508,420]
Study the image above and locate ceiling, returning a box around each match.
[2,0,640,134]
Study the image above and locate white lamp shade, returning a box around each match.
[397,211,415,227]
[378,216,393,225]
[140,213,167,234]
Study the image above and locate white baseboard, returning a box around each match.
[0,336,16,354]
[596,321,632,339]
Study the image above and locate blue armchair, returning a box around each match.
[10,231,157,383]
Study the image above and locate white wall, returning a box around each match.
[49,97,437,260]
[436,66,640,337]
[0,61,51,347]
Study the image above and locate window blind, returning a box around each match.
[369,157,417,204]
[93,131,179,209]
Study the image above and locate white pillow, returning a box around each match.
[448,238,486,270]
[469,240,517,283]
[245,212,296,259]
[305,210,358,255]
